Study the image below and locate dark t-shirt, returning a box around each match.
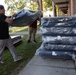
[0,14,9,39]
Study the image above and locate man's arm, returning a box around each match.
[5,17,13,24]
[0,14,14,24]
[5,14,16,24]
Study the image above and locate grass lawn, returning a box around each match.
[0,34,42,75]
[9,25,41,33]
[9,26,28,32]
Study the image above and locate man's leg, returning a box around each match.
[27,27,33,43]
[32,28,37,43]
[6,37,22,62]
[0,40,5,63]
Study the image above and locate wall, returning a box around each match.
[74,0,76,14]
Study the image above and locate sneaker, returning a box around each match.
[14,56,22,62]
[32,40,37,43]
[27,40,31,43]
[0,60,4,64]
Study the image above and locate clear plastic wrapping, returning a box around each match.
[43,43,76,51]
[9,9,42,27]
[41,27,76,35]
[42,36,76,45]
[35,48,72,59]
[35,17,76,59]
[41,17,76,27]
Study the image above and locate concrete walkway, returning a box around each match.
[19,56,76,75]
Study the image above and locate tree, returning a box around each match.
[44,0,52,10]
[5,0,27,14]
[4,0,53,14]
[4,0,38,14]
[26,0,38,10]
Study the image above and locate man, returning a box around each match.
[27,18,39,43]
[0,5,22,64]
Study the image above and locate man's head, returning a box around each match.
[0,5,5,14]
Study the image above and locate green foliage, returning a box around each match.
[26,1,38,10]
[4,0,53,14]
[5,0,27,14]
[4,0,53,18]
[4,0,38,14]
[44,0,52,10]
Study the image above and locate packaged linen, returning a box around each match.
[43,43,76,52]
[41,17,76,27]
[41,27,76,35]
[35,49,72,59]
[35,17,76,59]
[9,9,42,27]
[42,36,76,45]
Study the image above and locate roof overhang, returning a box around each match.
[52,0,69,14]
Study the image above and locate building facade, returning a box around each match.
[36,0,76,16]
[52,0,76,16]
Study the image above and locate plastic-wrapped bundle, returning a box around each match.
[43,43,76,52]
[36,43,76,54]
[35,16,76,59]
[41,17,74,23]
[41,27,76,36]
[9,9,42,27]
[42,36,57,43]
[42,36,76,45]
[35,47,72,59]
[35,47,52,56]
[41,17,76,27]
[41,52,72,59]
[14,9,36,19]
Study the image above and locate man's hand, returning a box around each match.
[12,13,16,17]
[11,13,16,20]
